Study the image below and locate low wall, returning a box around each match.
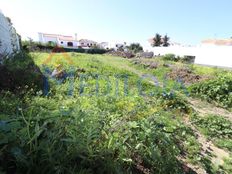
[0,10,20,61]
[150,46,232,68]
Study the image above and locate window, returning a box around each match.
[67,42,73,47]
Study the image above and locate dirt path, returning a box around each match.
[186,98,232,172]
[177,157,207,174]
[188,97,232,121]
[183,116,230,167]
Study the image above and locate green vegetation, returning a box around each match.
[191,114,232,173]
[22,40,107,54]
[1,52,232,173]
[162,54,177,61]
[192,114,232,151]
[192,115,232,140]
[221,157,232,173]
[0,52,44,93]
[151,33,162,47]
[126,43,143,54]
[151,33,170,47]
[190,74,232,109]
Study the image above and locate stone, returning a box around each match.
[136,52,154,58]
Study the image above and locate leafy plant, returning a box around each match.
[152,33,162,47]
[2,52,228,174]
[162,35,170,47]
[126,43,143,54]
[162,54,177,61]
[192,115,232,139]
[190,74,232,109]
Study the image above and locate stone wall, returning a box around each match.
[0,10,20,62]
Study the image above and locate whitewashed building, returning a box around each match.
[79,39,97,48]
[99,42,127,50]
[98,42,109,49]
[38,33,79,48]
[0,10,20,60]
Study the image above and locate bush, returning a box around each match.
[181,56,195,64]
[192,115,232,139]
[22,41,108,54]
[0,94,185,174]
[190,74,232,109]
[162,54,195,63]
[0,52,202,173]
[160,92,191,113]
[126,43,143,54]
[0,52,44,93]
[162,54,177,61]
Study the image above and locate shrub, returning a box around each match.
[0,93,185,174]
[192,115,232,139]
[22,41,108,54]
[181,56,195,64]
[22,41,54,52]
[162,54,177,61]
[126,43,143,54]
[190,74,232,109]
[160,92,191,113]
[0,52,203,173]
[0,52,44,93]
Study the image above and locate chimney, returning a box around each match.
[75,33,77,41]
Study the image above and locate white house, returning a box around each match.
[38,33,79,48]
[79,39,97,48]
[99,42,127,50]
[98,42,109,49]
[0,10,20,60]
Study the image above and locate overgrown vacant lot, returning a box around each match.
[1,52,232,174]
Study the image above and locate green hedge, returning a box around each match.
[22,41,108,54]
[162,54,195,63]
[62,48,108,54]
[162,54,177,61]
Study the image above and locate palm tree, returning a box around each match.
[152,33,162,47]
[162,35,170,47]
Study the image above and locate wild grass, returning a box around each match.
[1,52,232,173]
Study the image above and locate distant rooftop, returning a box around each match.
[39,33,77,41]
[202,39,232,46]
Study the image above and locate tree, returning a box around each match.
[126,43,143,53]
[151,33,170,47]
[162,35,170,47]
[152,33,162,47]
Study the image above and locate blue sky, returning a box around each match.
[1,0,232,48]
